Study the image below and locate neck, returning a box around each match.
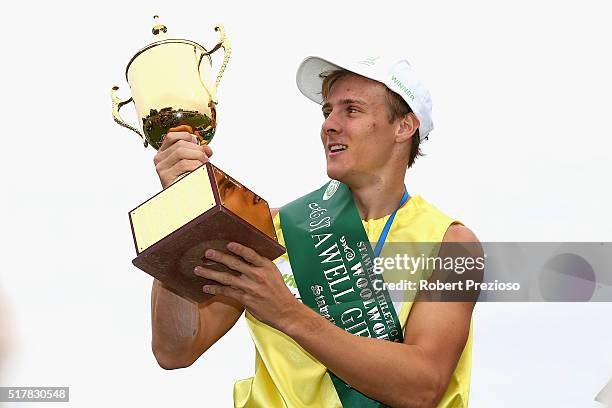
[347,171,407,220]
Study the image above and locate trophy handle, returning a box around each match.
[111,85,148,148]
[203,24,231,104]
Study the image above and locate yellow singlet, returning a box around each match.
[233,195,473,408]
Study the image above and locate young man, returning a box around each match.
[151,55,480,408]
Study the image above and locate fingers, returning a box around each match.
[194,266,242,288]
[226,242,267,267]
[204,249,254,275]
[153,132,213,187]
[202,284,245,301]
[165,144,209,165]
[194,267,252,302]
[158,131,197,152]
[160,128,212,157]
[154,139,208,166]
[157,159,205,185]
[201,144,213,158]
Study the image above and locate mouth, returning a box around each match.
[328,143,348,157]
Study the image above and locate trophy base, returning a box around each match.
[129,162,285,303]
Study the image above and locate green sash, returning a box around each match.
[280,181,404,408]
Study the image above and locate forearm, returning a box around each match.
[282,305,441,408]
[151,280,202,368]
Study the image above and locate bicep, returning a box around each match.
[403,300,474,387]
[402,224,481,387]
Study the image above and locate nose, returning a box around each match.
[322,111,341,136]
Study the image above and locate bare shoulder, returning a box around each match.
[442,223,480,244]
[437,223,484,300]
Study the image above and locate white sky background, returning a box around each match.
[0,0,611,407]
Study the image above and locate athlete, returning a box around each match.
[150,55,481,407]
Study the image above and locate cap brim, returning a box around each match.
[296,56,345,105]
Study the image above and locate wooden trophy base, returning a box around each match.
[129,162,285,303]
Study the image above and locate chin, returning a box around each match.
[326,166,349,183]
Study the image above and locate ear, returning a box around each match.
[395,112,420,143]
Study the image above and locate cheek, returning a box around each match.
[357,122,394,162]
[351,121,378,149]
[359,119,377,135]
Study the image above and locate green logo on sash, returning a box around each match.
[323,179,340,201]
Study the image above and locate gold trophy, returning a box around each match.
[111,16,285,302]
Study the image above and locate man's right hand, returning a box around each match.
[153,128,213,188]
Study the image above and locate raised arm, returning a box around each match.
[149,131,280,369]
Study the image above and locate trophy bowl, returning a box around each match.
[111,16,228,149]
[111,17,285,303]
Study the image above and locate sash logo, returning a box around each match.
[323,180,340,201]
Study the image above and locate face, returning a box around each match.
[321,74,400,186]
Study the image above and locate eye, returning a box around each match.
[322,109,331,118]
[347,106,359,114]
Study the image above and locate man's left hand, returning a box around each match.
[193,242,301,331]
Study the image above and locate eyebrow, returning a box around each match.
[322,98,368,110]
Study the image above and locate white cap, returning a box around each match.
[296,55,433,140]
